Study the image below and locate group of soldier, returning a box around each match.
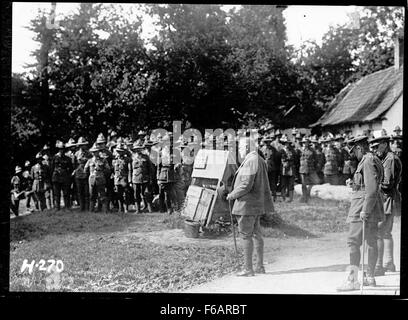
[10,130,196,216]
[257,125,403,205]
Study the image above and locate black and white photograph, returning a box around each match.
[5,2,405,300]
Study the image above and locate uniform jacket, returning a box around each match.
[113,156,131,186]
[51,153,73,183]
[157,147,175,183]
[85,156,110,185]
[346,152,385,223]
[299,147,317,174]
[280,147,295,176]
[132,153,152,184]
[323,146,339,175]
[342,148,358,175]
[31,163,51,192]
[261,145,281,172]
[314,147,325,173]
[74,149,92,179]
[381,151,402,215]
[229,151,274,216]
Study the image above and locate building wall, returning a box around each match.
[321,95,403,138]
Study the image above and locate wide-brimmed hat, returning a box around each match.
[96,133,106,144]
[368,135,390,145]
[334,133,344,141]
[66,138,76,148]
[131,142,144,151]
[115,143,126,152]
[110,130,117,137]
[55,140,65,149]
[89,143,101,152]
[280,134,290,143]
[35,152,42,159]
[76,136,89,146]
[15,166,22,174]
[348,135,368,152]
[24,160,30,167]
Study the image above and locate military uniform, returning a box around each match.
[21,166,34,212]
[74,148,92,211]
[51,152,73,210]
[99,147,114,210]
[346,152,384,280]
[314,146,325,184]
[85,155,110,212]
[261,144,281,201]
[157,146,176,214]
[375,151,402,274]
[132,150,154,213]
[10,171,23,216]
[112,154,131,213]
[299,146,319,202]
[280,146,295,202]
[342,148,358,182]
[65,149,77,207]
[323,146,340,185]
[31,161,51,211]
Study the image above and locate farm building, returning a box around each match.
[311,37,404,138]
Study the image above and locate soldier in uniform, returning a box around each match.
[157,134,176,214]
[10,166,24,216]
[173,138,188,211]
[334,134,348,185]
[299,136,319,203]
[65,138,77,208]
[337,135,384,291]
[22,160,34,213]
[131,142,153,213]
[369,135,402,276]
[343,135,358,183]
[180,141,195,196]
[310,135,325,184]
[85,143,111,212]
[95,133,114,212]
[323,134,340,185]
[31,153,51,211]
[112,143,132,213]
[293,132,303,183]
[74,137,92,212]
[41,144,53,208]
[279,135,295,202]
[51,140,73,211]
[261,133,280,201]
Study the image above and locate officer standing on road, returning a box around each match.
[51,140,73,211]
[337,135,384,291]
[74,137,92,212]
[369,135,402,276]
[299,136,319,203]
[31,152,51,211]
[226,135,274,276]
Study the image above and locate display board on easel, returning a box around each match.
[182,149,237,227]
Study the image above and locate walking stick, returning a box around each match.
[361,218,366,295]
[228,200,239,258]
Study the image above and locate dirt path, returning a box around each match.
[183,218,401,295]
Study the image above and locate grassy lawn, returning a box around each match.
[9,194,349,292]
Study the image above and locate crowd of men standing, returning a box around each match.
[10,130,195,216]
[10,125,403,219]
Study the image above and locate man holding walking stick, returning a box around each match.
[226,134,275,277]
[337,135,384,292]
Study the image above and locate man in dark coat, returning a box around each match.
[51,140,73,211]
[370,135,402,276]
[74,137,92,211]
[31,152,51,211]
[337,135,384,291]
[226,136,275,276]
[299,136,319,203]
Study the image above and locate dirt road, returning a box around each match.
[184,218,401,295]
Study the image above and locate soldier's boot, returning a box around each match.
[146,202,153,213]
[135,202,140,214]
[383,238,396,272]
[254,239,265,274]
[287,191,294,202]
[55,197,61,211]
[363,272,376,287]
[237,238,254,277]
[118,200,124,213]
[336,265,360,291]
[375,239,385,276]
[46,198,52,210]
[64,196,71,210]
